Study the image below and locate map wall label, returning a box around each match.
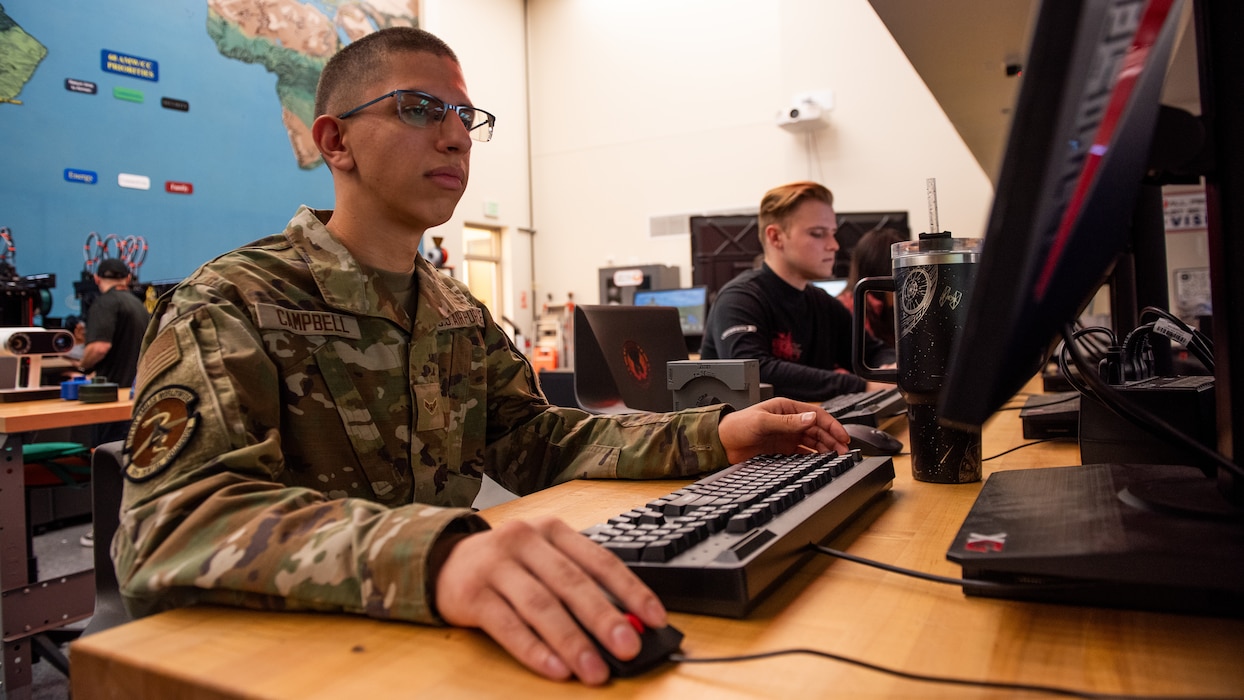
[118,173,151,190]
[102,49,158,81]
[65,79,98,94]
[165,181,194,195]
[113,86,144,103]
[160,97,189,112]
[64,169,98,185]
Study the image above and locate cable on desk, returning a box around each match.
[810,544,1108,595]
[983,438,1060,461]
[995,393,1080,412]
[810,543,1009,588]
[669,648,1232,700]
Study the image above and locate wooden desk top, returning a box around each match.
[69,389,1244,699]
[0,389,133,434]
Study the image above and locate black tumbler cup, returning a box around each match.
[853,232,982,483]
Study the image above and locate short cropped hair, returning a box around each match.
[757,181,835,245]
[314,27,459,118]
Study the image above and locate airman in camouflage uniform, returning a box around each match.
[115,206,731,624]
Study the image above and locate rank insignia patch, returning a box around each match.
[125,385,200,482]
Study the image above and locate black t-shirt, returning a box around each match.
[85,287,151,388]
[700,264,895,401]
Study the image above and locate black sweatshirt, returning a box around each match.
[700,264,895,401]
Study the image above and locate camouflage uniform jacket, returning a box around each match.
[114,206,730,625]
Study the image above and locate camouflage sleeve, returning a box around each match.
[114,282,487,625]
[476,310,734,495]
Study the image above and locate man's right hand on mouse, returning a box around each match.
[433,516,668,685]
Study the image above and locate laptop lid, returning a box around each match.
[573,305,689,413]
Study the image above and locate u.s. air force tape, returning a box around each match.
[125,385,200,483]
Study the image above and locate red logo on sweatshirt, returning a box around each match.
[772,332,801,361]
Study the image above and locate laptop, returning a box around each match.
[573,305,689,413]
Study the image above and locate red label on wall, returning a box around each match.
[165,181,193,194]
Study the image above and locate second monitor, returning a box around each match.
[632,286,708,336]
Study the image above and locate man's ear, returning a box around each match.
[764,223,784,249]
[312,115,354,172]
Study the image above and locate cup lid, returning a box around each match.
[892,234,981,267]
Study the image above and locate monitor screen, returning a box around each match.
[941,0,1183,427]
[632,287,708,335]
[810,278,849,298]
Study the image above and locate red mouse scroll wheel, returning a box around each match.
[624,612,645,633]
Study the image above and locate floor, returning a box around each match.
[26,520,94,700]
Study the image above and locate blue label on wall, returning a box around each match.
[101,49,159,82]
[64,169,98,185]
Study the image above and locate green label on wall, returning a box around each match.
[113,86,144,103]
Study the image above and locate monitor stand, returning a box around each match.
[947,463,1244,617]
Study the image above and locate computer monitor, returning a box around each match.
[939,2,1244,615]
[809,278,848,298]
[940,0,1242,503]
[632,287,708,336]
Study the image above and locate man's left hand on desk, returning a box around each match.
[719,397,850,461]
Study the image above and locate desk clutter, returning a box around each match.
[60,375,121,402]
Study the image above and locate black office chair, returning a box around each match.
[80,440,132,637]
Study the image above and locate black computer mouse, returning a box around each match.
[843,423,904,456]
[581,607,684,678]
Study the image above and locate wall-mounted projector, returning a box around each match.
[776,90,833,133]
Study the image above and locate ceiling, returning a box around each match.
[868,0,1203,184]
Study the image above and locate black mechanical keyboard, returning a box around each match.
[820,387,907,426]
[582,451,895,618]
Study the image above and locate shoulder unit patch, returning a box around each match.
[125,385,201,483]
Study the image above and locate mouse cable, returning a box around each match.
[668,648,1232,700]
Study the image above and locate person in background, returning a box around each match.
[113,27,851,687]
[79,257,150,441]
[63,314,87,362]
[700,181,895,402]
[77,258,149,393]
[836,227,908,348]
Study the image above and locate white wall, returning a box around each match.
[524,0,995,307]
[423,0,536,338]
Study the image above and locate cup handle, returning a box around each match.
[852,276,898,382]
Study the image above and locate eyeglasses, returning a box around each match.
[336,89,496,142]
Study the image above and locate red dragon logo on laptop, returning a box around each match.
[621,340,651,387]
